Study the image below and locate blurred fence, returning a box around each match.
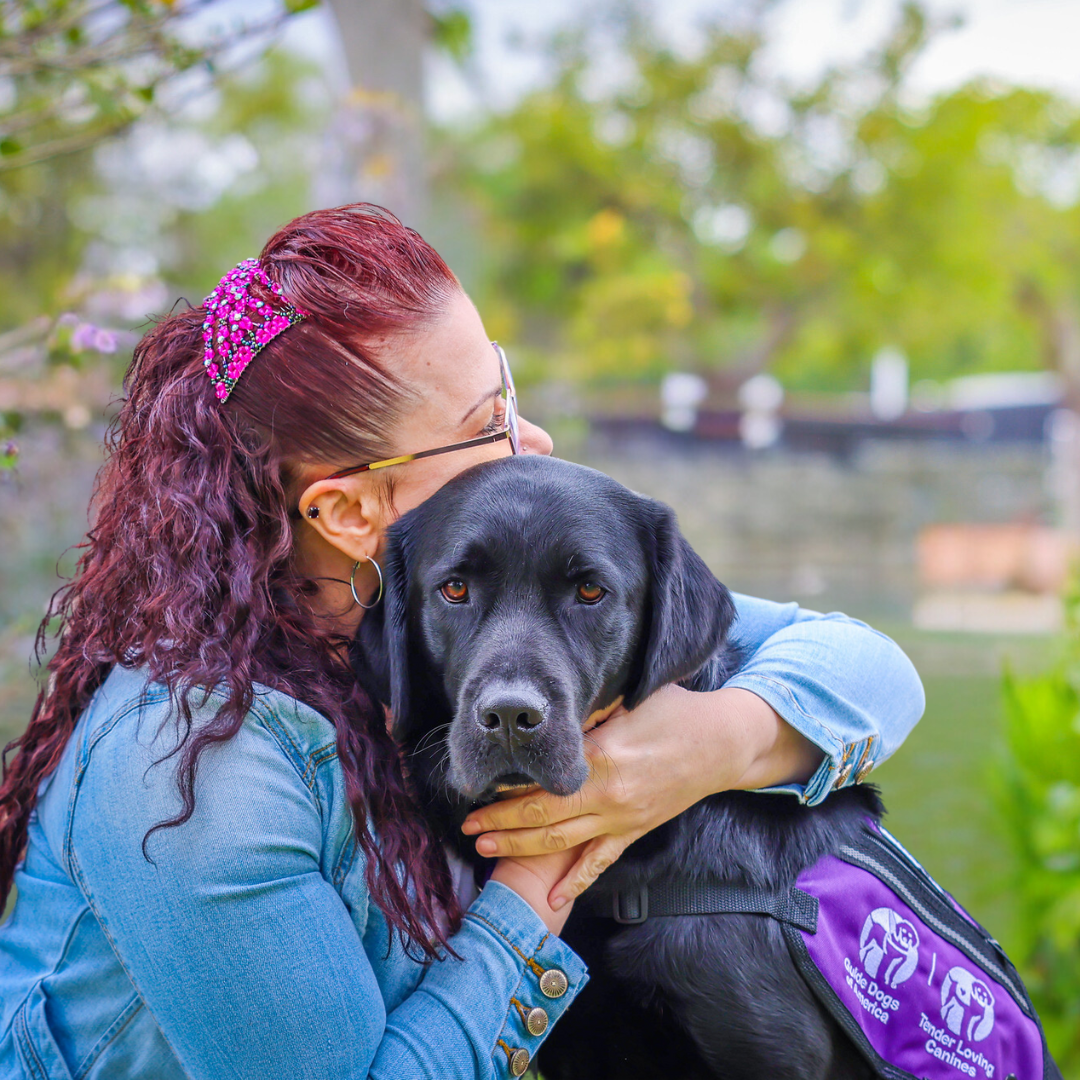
[568,426,1052,622]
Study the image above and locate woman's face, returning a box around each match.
[295,289,551,619]
[374,289,553,527]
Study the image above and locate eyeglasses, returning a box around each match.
[324,342,519,480]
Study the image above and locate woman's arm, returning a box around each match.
[462,593,925,909]
[67,702,587,1080]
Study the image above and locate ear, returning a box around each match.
[298,474,382,564]
[623,497,737,710]
[351,515,434,742]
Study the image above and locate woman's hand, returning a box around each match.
[463,685,823,911]
[490,847,585,936]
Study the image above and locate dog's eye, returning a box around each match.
[576,582,605,604]
[440,580,469,603]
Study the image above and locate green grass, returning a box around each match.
[872,674,1018,948]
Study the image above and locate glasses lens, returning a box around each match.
[495,344,520,455]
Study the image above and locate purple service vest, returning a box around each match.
[783,822,1058,1080]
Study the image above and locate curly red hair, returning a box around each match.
[0,204,462,959]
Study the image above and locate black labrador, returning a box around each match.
[353,454,893,1080]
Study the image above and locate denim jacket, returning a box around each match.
[726,593,925,806]
[0,595,923,1079]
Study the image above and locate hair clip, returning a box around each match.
[201,258,308,402]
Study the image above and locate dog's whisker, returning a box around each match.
[582,733,621,795]
[411,722,452,757]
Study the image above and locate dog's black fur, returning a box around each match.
[355,455,883,1080]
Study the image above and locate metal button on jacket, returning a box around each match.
[833,761,853,789]
[525,1006,549,1036]
[539,968,569,998]
[510,1047,530,1076]
[853,736,876,784]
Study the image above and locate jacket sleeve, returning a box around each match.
[723,592,926,806]
[65,703,586,1080]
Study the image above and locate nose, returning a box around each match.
[476,689,547,745]
[518,415,553,457]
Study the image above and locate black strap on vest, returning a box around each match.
[583,880,819,934]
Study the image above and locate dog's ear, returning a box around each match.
[622,497,736,710]
[352,519,425,739]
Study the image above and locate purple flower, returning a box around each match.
[70,322,95,352]
[92,328,117,353]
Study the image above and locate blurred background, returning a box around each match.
[1,0,1079,1065]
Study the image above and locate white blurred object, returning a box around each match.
[946,371,1062,410]
[740,411,783,449]
[660,372,708,432]
[691,204,752,251]
[769,227,806,263]
[870,347,908,421]
[738,373,784,449]
[738,373,784,412]
[912,592,1062,634]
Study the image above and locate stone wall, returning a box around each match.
[569,430,1052,620]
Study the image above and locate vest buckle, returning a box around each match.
[612,886,649,924]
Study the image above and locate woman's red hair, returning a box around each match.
[0,204,463,958]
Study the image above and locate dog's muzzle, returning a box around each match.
[474,686,548,751]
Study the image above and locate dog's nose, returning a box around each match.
[476,691,547,745]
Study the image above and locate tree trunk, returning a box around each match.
[320,0,428,227]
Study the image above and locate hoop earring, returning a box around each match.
[350,556,384,610]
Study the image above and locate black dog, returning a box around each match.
[354,455,1043,1080]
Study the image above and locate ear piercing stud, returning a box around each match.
[306,505,320,519]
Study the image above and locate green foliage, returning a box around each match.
[439,2,1080,393]
[0,0,304,173]
[430,6,472,63]
[995,586,1080,1069]
[0,30,328,470]
[0,1,318,324]
[161,48,330,295]
[1,0,203,173]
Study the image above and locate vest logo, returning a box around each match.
[941,967,995,1042]
[859,907,920,988]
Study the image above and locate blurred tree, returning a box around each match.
[321,0,427,223]
[0,0,315,173]
[0,44,331,438]
[439,2,1080,398]
[0,0,317,466]
[319,0,473,225]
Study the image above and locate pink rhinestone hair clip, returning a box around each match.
[201,258,308,402]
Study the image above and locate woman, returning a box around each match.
[0,204,923,1080]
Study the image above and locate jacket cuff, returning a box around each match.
[724,672,881,807]
[465,881,589,1076]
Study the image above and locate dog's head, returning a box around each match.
[354,455,734,807]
